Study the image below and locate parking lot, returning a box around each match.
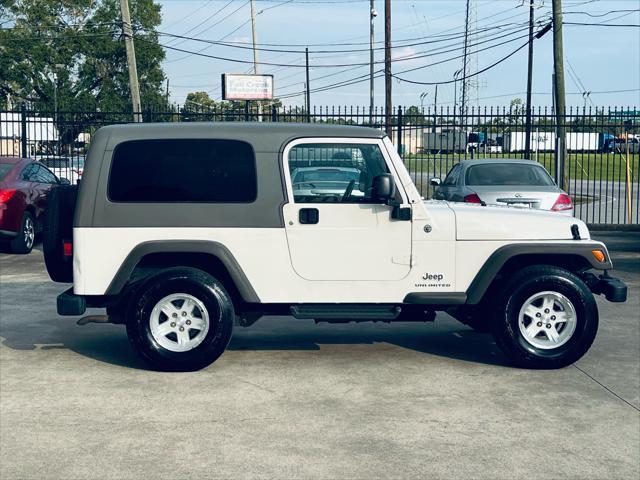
[1,232,638,479]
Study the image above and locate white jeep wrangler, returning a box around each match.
[43,123,627,371]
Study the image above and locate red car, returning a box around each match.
[0,156,69,254]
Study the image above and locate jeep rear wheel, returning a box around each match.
[492,265,598,369]
[126,268,234,371]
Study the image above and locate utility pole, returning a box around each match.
[461,0,471,122]
[250,0,262,121]
[370,0,376,124]
[120,0,142,122]
[384,0,392,135]
[305,47,311,121]
[524,0,535,159]
[552,0,567,189]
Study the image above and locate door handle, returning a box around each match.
[299,208,319,225]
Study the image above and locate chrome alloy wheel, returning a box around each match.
[149,293,211,353]
[23,216,35,250]
[518,291,577,350]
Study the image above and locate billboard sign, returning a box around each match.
[221,74,274,101]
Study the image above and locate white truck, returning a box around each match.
[43,123,627,371]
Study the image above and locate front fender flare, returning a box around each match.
[465,242,612,304]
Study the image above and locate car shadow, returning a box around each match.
[0,311,509,371]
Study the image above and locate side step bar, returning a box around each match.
[290,304,402,321]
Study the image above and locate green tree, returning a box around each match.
[0,0,168,142]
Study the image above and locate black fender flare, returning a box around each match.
[465,242,612,304]
[105,240,260,303]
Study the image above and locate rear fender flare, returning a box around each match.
[105,240,260,303]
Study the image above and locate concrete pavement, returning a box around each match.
[0,233,638,479]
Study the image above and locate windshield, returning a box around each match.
[294,170,359,184]
[466,163,555,186]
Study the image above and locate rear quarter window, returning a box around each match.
[108,139,257,202]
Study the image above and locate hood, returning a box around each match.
[449,202,589,241]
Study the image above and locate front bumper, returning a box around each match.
[582,272,628,303]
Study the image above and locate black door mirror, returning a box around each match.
[430,177,442,186]
[372,174,396,202]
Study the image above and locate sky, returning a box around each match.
[156,0,640,109]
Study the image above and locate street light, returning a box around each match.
[420,91,429,113]
[582,91,591,109]
[453,69,463,128]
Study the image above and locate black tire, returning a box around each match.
[126,268,234,371]
[492,265,598,369]
[9,211,35,254]
[43,185,78,282]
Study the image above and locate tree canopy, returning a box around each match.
[0,0,168,140]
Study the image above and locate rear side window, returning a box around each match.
[0,164,13,180]
[108,139,257,202]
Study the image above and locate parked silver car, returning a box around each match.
[431,159,573,215]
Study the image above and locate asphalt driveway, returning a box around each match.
[1,233,638,479]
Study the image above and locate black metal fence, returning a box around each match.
[1,105,638,226]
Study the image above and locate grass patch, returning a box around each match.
[402,152,639,183]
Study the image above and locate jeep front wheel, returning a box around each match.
[492,265,598,369]
[126,268,234,371]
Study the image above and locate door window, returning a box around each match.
[288,143,390,203]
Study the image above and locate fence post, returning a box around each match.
[397,106,403,155]
[20,104,28,158]
[271,104,277,122]
[244,101,250,121]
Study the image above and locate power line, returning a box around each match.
[163,0,215,30]
[392,37,531,86]
[165,0,245,47]
[277,31,533,98]
[155,20,529,54]
[148,23,530,69]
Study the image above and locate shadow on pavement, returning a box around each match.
[0,304,509,370]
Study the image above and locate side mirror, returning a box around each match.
[372,174,396,202]
[58,178,71,185]
[430,177,442,186]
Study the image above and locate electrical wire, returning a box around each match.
[147,23,530,69]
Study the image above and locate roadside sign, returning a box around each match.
[221,74,274,101]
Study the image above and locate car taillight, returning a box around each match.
[464,193,483,204]
[63,241,73,257]
[551,193,573,211]
[0,189,16,203]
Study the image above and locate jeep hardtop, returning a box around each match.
[43,122,627,371]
